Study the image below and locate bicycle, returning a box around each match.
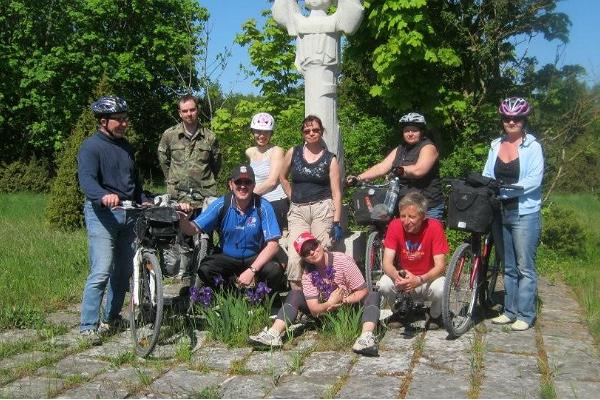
[441,175,521,338]
[121,198,208,357]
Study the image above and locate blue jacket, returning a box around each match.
[482,133,544,215]
[78,131,143,206]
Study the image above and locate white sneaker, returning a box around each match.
[511,320,530,331]
[352,331,378,357]
[491,314,514,325]
[248,327,283,348]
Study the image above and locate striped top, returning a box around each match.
[302,252,367,301]
[250,147,287,202]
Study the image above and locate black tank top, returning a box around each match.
[290,145,335,203]
[494,157,519,210]
[392,137,443,207]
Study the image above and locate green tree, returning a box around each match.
[0,0,208,174]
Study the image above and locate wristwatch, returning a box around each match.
[249,266,257,274]
[418,276,424,284]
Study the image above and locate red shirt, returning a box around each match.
[383,218,449,276]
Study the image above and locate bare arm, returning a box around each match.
[402,144,438,178]
[254,147,285,196]
[329,157,342,222]
[342,286,368,304]
[279,148,293,198]
[305,288,345,316]
[397,253,446,291]
[357,148,397,181]
[382,247,401,282]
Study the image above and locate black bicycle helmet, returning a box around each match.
[91,95,128,115]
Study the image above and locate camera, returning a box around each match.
[392,292,414,318]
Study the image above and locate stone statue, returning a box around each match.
[272,0,364,167]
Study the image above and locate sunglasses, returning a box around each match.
[234,179,253,186]
[300,240,319,257]
[302,127,321,134]
[501,116,525,123]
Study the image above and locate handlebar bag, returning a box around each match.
[351,187,389,225]
[144,206,179,238]
[447,181,494,233]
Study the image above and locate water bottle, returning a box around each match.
[383,178,400,216]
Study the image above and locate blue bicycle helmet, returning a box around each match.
[91,96,128,115]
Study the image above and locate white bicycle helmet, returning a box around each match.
[91,95,128,116]
[250,112,275,131]
[399,112,426,127]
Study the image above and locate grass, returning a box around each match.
[538,193,600,349]
[0,193,87,328]
[317,306,363,351]
[467,329,486,399]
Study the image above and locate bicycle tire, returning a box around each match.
[129,250,164,358]
[365,230,383,291]
[482,240,503,309]
[442,242,478,338]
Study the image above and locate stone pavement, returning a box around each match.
[1,277,599,399]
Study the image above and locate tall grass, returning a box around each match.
[0,193,88,328]
[539,193,600,348]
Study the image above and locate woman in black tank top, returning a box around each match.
[280,115,342,290]
[346,112,443,219]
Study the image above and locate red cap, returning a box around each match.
[293,232,317,254]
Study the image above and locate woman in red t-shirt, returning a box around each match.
[379,191,449,329]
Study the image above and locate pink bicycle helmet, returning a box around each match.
[498,97,531,117]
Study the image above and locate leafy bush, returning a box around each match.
[0,157,52,193]
[541,203,589,257]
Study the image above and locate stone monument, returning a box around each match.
[272,0,364,169]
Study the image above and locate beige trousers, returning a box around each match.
[286,199,334,282]
[377,274,445,318]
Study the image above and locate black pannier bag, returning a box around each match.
[351,186,390,225]
[447,181,495,233]
[144,206,180,238]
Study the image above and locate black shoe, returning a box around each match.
[425,313,444,330]
[386,312,404,329]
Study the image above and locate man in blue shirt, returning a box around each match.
[77,95,148,345]
[181,165,285,291]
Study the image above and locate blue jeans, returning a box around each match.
[499,209,541,325]
[80,201,135,331]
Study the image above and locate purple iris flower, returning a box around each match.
[310,266,336,302]
[245,281,272,306]
[190,286,213,307]
[213,274,224,287]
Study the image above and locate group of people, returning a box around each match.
[77,93,544,355]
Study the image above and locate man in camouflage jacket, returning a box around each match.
[158,94,221,279]
[158,94,221,213]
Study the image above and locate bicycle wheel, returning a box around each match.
[129,249,164,357]
[365,230,383,291]
[442,242,478,338]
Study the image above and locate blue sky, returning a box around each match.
[204,0,600,95]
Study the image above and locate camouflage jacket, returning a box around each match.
[158,123,221,207]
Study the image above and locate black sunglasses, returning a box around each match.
[501,116,525,123]
[234,179,253,186]
[300,240,319,257]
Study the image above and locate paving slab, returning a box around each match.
[408,364,469,398]
[47,328,83,348]
[483,351,540,379]
[0,351,51,370]
[0,375,66,398]
[0,329,38,345]
[244,350,294,377]
[554,378,600,398]
[300,351,354,378]
[56,365,162,398]
[143,367,226,398]
[336,374,401,398]
[350,352,412,377]
[268,374,333,398]
[479,375,539,398]
[77,338,132,359]
[547,353,600,382]
[36,355,111,378]
[191,346,253,372]
[484,329,537,354]
[539,319,596,341]
[220,374,274,398]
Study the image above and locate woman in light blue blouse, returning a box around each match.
[482,97,544,331]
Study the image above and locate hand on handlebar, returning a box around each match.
[102,194,121,208]
[345,175,359,187]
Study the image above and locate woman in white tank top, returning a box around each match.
[246,113,289,231]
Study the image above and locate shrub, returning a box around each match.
[0,157,52,193]
[541,203,589,257]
